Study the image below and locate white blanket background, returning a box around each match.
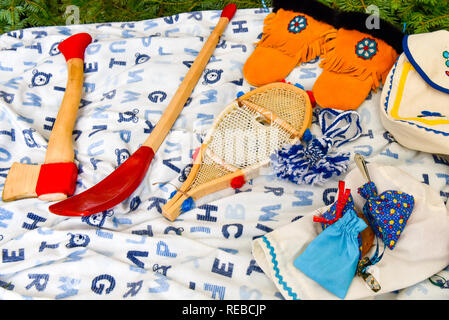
[0,8,448,300]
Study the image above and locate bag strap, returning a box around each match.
[357,237,386,292]
[313,181,351,225]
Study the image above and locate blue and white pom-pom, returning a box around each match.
[271,108,362,185]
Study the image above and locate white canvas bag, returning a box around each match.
[380,30,449,155]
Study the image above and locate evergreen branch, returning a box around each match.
[0,0,447,33]
[421,13,449,25]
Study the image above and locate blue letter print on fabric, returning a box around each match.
[91,274,116,295]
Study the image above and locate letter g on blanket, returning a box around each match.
[252,163,449,300]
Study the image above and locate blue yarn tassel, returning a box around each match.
[271,109,362,185]
[271,139,350,185]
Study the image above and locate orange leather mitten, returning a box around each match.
[312,11,403,110]
[243,0,337,87]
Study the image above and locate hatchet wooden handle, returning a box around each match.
[37,33,92,201]
[45,33,92,164]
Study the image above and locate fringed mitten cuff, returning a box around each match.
[312,11,404,110]
[243,0,338,87]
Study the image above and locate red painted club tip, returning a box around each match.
[221,3,237,20]
[48,146,155,217]
[58,33,93,62]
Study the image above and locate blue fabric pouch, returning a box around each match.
[293,208,367,299]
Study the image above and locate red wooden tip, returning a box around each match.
[58,33,92,62]
[221,3,237,20]
[230,175,245,189]
[306,90,316,108]
[192,147,201,160]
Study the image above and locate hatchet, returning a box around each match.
[2,33,92,202]
[49,4,237,216]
